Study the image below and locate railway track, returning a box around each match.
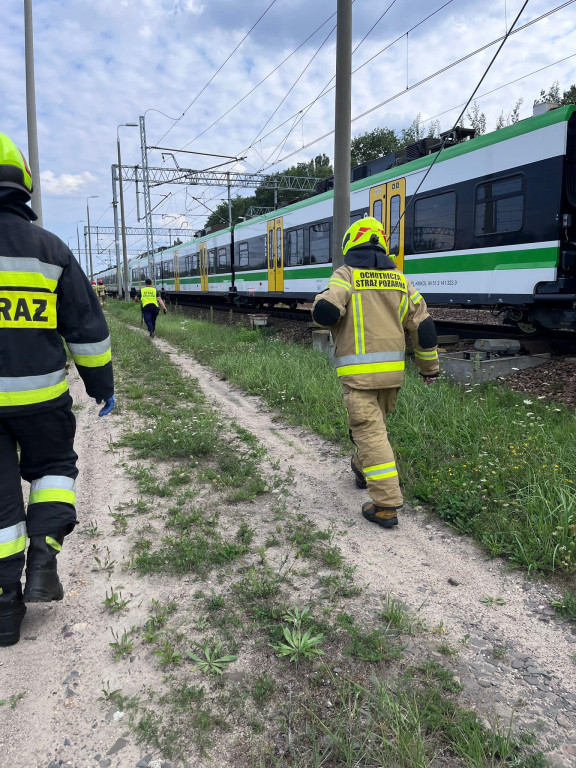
[168,296,576,354]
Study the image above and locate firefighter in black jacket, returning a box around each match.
[0,133,115,646]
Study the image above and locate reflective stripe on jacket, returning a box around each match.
[0,209,114,414]
[312,263,438,389]
[140,286,159,308]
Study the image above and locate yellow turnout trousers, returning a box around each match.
[342,384,403,509]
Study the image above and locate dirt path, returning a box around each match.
[1,330,576,768]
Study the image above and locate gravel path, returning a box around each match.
[1,328,575,767]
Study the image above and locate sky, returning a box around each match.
[2,0,576,274]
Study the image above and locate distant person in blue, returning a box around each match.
[137,278,167,338]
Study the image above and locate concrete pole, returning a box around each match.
[227,172,232,228]
[83,228,88,275]
[24,0,43,226]
[111,164,121,297]
[332,0,352,271]
[139,115,155,280]
[76,222,82,266]
[86,196,98,282]
[118,124,138,300]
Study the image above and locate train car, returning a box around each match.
[154,228,234,299]
[227,104,576,331]
[101,105,576,332]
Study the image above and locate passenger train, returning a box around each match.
[100,104,576,332]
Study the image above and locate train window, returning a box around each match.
[309,222,330,264]
[155,263,162,280]
[163,260,173,278]
[268,230,274,269]
[373,199,383,224]
[414,192,456,251]
[208,249,216,271]
[132,269,139,282]
[286,228,304,266]
[218,246,230,270]
[239,242,249,268]
[350,212,363,224]
[276,227,282,268]
[474,176,523,236]
[389,195,401,256]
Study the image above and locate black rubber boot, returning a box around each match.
[23,531,65,602]
[351,457,367,489]
[0,583,27,646]
[362,501,399,529]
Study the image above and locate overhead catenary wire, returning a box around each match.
[390,0,531,234]
[180,9,340,149]
[246,0,456,158]
[264,0,572,170]
[252,0,403,171]
[154,0,279,147]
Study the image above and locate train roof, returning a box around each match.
[234,104,576,230]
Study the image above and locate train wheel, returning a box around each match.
[516,320,538,335]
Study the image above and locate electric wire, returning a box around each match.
[390,0,531,234]
[252,0,403,171]
[180,10,339,149]
[246,0,457,160]
[265,0,572,169]
[154,0,279,146]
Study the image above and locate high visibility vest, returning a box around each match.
[141,286,158,308]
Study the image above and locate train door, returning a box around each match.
[267,217,284,292]
[370,178,406,271]
[199,242,209,291]
[173,249,180,292]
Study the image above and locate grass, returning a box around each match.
[106,300,576,577]
[98,305,551,767]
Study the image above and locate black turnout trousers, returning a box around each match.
[0,397,78,586]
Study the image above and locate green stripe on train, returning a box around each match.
[404,247,558,275]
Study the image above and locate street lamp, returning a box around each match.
[86,195,99,282]
[117,123,138,301]
[76,220,84,268]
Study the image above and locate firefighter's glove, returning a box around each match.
[163,308,167,314]
[423,375,439,386]
[96,394,115,417]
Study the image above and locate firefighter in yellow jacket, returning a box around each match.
[312,217,439,529]
[0,133,115,646]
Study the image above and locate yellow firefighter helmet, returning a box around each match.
[0,133,33,198]
[342,216,388,256]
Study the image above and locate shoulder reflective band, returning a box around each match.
[29,475,76,508]
[335,351,405,377]
[0,257,62,291]
[68,336,112,368]
[353,270,407,292]
[398,294,409,323]
[329,277,351,291]
[411,291,423,304]
[0,369,68,407]
[414,349,438,361]
[0,522,27,559]
[0,290,57,328]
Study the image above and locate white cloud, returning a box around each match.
[40,170,96,196]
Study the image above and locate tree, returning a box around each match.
[495,98,523,130]
[534,81,561,106]
[560,84,576,105]
[466,101,487,135]
[350,127,399,167]
[204,194,256,230]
